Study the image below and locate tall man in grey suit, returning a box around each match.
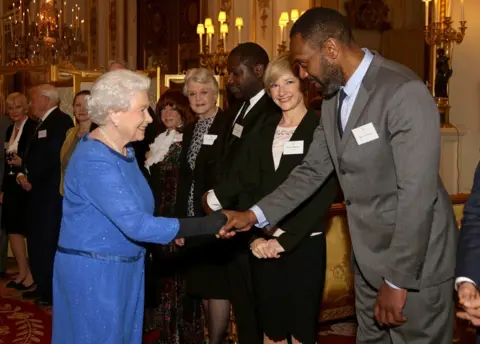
[218,8,457,344]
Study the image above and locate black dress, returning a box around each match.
[145,130,205,343]
[2,118,37,235]
[175,109,232,299]
[227,110,338,343]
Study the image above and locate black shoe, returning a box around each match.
[15,282,36,291]
[22,289,41,299]
[6,280,23,288]
[35,298,52,307]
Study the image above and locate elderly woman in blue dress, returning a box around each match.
[52,70,227,344]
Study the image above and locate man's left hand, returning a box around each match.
[374,282,407,327]
[457,297,480,326]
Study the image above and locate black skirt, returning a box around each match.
[250,233,326,343]
[181,236,231,300]
[2,173,29,235]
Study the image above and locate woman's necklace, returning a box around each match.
[98,127,125,155]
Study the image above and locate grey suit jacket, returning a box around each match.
[257,53,457,290]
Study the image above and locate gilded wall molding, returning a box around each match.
[220,0,232,24]
[257,0,269,37]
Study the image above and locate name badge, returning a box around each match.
[283,140,304,155]
[38,130,47,139]
[174,134,183,143]
[232,124,243,138]
[352,123,379,145]
[203,134,218,146]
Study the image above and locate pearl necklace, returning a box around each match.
[98,127,125,155]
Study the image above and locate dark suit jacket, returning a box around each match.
[2,118,37,192]
[175,109,231,218]
[226,109,338,252]
[457,161,480,285]
[22,108,73,225]
[214,92,279,209]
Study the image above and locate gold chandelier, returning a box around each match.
[2,0,86,66]
[197,11,244,75]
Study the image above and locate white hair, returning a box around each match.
[183,68,219,96]
[35,84,59,104]
[86,70,151,125]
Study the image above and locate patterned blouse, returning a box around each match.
[186,116,215,216]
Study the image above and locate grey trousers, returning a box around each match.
[354,263,454,344]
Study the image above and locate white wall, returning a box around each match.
[449,0,480,192]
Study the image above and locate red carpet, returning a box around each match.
[0,265,475,344]
[0,273,52,344]
[0,296,52,344]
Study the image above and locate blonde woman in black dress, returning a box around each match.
[2,92,37,290]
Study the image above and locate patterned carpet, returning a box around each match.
[0,273,52,344]
[0,262,476,344]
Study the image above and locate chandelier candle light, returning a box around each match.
[197,11,244,74]
[277,9,303,55]
[2,0,87,65]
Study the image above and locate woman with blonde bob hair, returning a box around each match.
[2,92,37,290]
[52,70,228,344]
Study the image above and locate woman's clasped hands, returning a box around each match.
[250,238,285,259]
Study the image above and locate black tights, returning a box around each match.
[202,299,231,344]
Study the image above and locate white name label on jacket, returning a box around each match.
[203,134,218,145]
[38,130,47,139]
[283,140,304,155]
[232,124,243,138]
[174,134,183,142]
[352,123,379,145]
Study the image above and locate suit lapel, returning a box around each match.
[322,97,339,162]
[195,111,224,169]
[275,110,317,178]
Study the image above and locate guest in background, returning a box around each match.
[52,70,227,344]
[175,68,232,344]
[0,93,12,278]
[143,89,202,343]
[218,54,338,344]
[1,92,36,290]
[59,90,98,196]
[19,84,74,306]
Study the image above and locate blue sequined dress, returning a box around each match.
[52,135,180,344]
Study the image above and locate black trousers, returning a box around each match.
[227,249,262,344]
[27,198,62,301]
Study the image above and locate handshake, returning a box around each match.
[457,281,480,326]
[215,209,258,238]
[200,193,259,238]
